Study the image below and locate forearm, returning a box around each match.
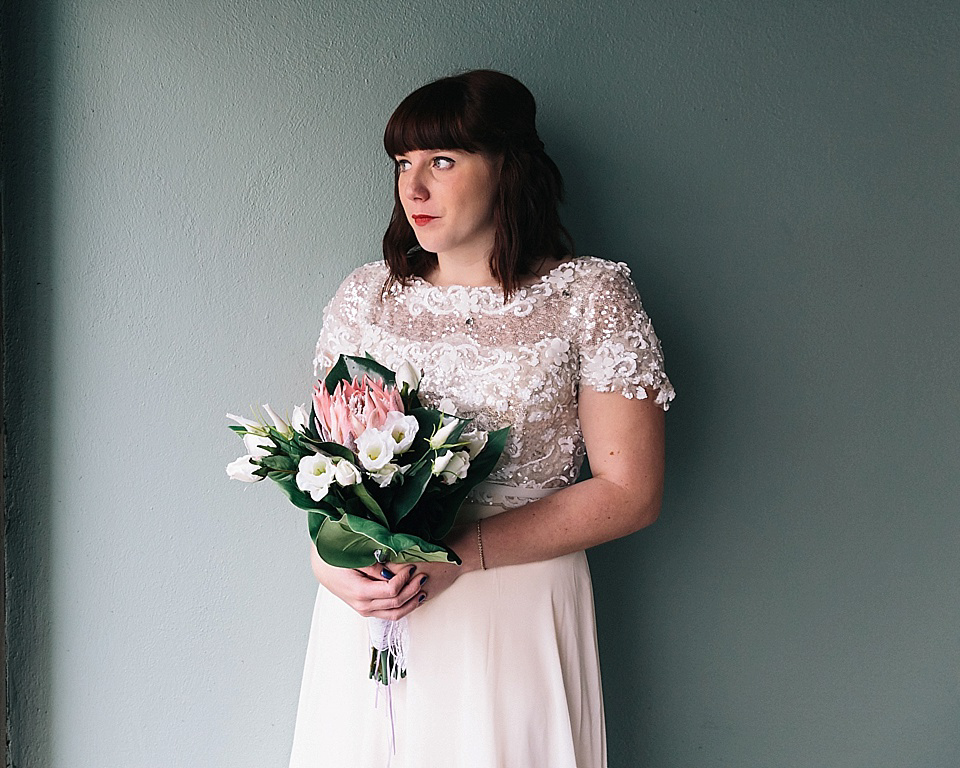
[454,389,666,573]
[454,474,662,573]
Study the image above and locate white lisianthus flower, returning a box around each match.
[242,433,273,458]
[370,463,402,488]
[395,361,421,394]
[437,398,458,416]
[291,404,310,433]
[433,450,470,485]
[428,418,460,450]
[262,403,291,434]
[296,454,337,501]
[333,458,362,486]
[460,428,488,459]
[383,411,420,454]
[226,455,262,483]
[355,428,395,471]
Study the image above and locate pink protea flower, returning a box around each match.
[313,375,405,451]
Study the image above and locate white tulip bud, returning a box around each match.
[434,450,471,485]
[432,451,454,475]
[395,361,421,394]
[262,403,290,434]
[428,418,460,450]
[291,404,310,433]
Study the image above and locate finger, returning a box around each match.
[349,565,417,606]
[354,564,391,581]
[363,572,426,614]
[364,590,427,621]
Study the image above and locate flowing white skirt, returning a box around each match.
[288,499,607,768]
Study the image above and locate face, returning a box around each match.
[394,149,500,262]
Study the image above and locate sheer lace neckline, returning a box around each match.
[407,258,576,296]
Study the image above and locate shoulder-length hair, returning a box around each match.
[382,70,573,297]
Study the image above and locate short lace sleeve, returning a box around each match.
[577,260,675,409]
[313,263,383,377]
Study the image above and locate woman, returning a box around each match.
[289,70,674,768]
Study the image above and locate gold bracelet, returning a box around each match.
[476,519,486,571]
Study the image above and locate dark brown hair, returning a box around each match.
[382,70,573,297]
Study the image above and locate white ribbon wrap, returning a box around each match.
[367,616,409,678]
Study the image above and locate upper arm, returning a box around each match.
[578,386,665,528]
[572,260,673,529]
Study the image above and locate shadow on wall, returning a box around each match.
[555,127,708,761]
[2,2,57,765]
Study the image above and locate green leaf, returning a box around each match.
[391,462,434,525]
[259,454,298,472]
[265,427,306,457]
[351,482,389,527]
[310,441,357,462]
[402,390,423,412]
[309,511,459,568]
[228,425,248,434]
[324,354,397,393]
[303,402,322,441]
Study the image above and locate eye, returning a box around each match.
[432,156,455,169]
[395,158,411,172]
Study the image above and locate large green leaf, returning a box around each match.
[309,511,460,568]
[390,461,433,525]
[324,354,397,393]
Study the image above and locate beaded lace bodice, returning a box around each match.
[314,257,674,505]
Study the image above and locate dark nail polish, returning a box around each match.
[408,566,417,577]
[419,575,428,586]
[380,567,393,580]
[418,593,426,603]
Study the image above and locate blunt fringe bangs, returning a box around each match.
[382,70,573,298]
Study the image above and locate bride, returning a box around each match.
[289,69,674,768]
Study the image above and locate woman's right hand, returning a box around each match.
[310,546,427,620]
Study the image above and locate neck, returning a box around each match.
[427,251,499,288]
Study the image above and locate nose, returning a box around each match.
[400,164,429,202]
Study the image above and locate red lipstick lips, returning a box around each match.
[411,215,436,227]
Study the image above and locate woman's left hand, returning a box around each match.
[404,523,480,605]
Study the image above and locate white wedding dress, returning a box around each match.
[288,256,673,768]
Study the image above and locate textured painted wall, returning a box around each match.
[3,1,959,766]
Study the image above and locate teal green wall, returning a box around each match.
[4,1,958,766]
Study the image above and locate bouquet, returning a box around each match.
[226,354,509,685]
